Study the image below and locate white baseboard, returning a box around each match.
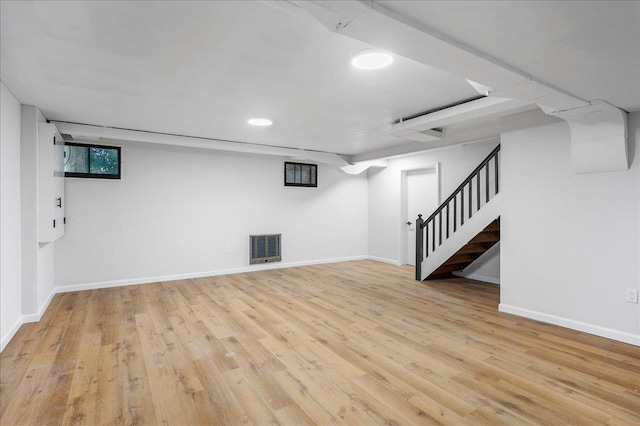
[54,255,371,294]
[452,271,500,285]
[1,316,24,353]
[22,288,56,323]
[499,303,640,347]
[6,262,637,349]
[367,256,401,266]
[1,288,58,353]
[2,256,371,351]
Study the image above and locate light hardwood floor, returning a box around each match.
[1,260,639,425]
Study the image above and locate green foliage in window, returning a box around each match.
[90,147,119,175]
[64,143,121,179]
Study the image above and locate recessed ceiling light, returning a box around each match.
[248,118,273,126]
[351,49,394,70]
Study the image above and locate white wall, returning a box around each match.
[368,139,501,274]
[455,242,500,284]
[1,81,23,346]
[20,105,53,319]
[500,110,640,345]
[55,142,368,288]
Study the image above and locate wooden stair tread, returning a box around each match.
[483,218,500,232]
[432,263,470,275]
[468,231,500,244]
[425,218,500,280]
[446,253,480,265]
[455,243,490,255]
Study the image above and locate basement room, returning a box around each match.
[1,1,639,424]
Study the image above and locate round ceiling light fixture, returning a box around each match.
[248,118,273,126]
[351,49,394,70]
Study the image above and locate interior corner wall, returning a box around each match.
[500,109,640,345]
[54,141,368,288]
[1,81,23,344]
[367,139,501,275]
[20,105,51,318]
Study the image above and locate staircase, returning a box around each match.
[427,218,500,279]
[415,145,501,281]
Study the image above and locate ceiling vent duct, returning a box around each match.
[390,96,531,143]
[397,96,486,123]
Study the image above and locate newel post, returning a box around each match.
[415,214,423,281]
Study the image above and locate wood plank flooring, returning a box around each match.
[1,260,639,425]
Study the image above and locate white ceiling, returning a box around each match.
[1,1,638,158]
[380,0,640,113]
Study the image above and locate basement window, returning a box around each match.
[64,142,121,179]
[284,162,317,187]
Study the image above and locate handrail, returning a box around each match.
[421,144,500,228]
[415,144,500,280]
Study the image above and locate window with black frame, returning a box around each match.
[64,142,121,179]
[284,161,317,187]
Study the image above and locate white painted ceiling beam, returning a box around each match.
[293,0,524,90]
[52,122,386,175]
[295,0,588,112]
[293,0,628,173]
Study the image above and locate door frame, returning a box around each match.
[400,163,440,266]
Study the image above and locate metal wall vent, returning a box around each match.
[250,234,281,264]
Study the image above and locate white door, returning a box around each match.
[406,169,438,266]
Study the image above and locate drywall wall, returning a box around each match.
[500,109,640,345]
[20,105,53,319]
[455,242,500,284]
[54,141,368,288]
[368,139,501,279]
[20,106,38,315]
[1,81,23,346]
